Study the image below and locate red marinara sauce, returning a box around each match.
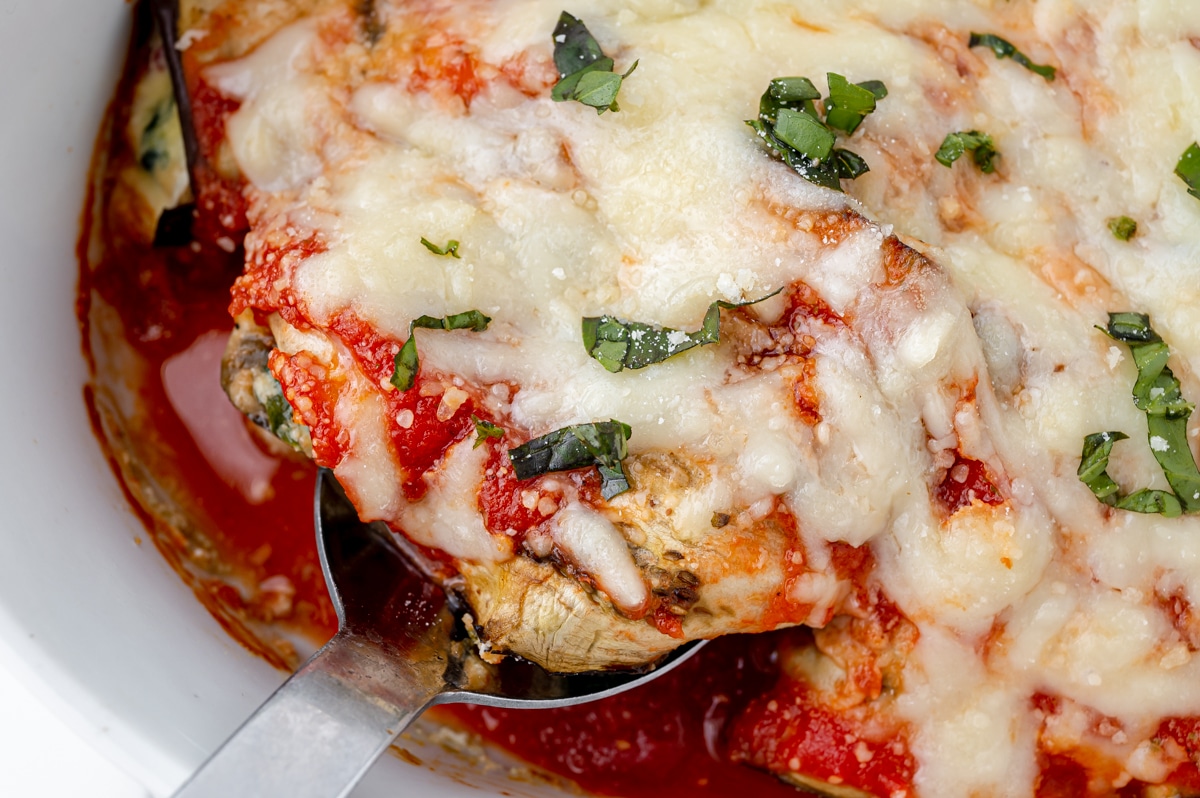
[935,452,1003,514]
[80,234,805,796]
[442,633,799,797]
[79,227,807,797]
[79,50,801,791]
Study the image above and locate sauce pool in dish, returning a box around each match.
[80,3,1200,795]
[78,141,802,797]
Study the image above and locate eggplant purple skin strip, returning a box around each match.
[147,0,200,194]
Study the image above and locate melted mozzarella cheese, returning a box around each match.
[551,503,648,613]
[200,0,1200,793]
[396,439,511,563]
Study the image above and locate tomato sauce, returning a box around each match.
[181,78,248,244]
[78,215,807,795]
[477,441,561,543]
[440,633,802,797]
[728,677,915,797]
[1153,717,1200,792]
[409,36,485,107]
[81,11,1200,797]
[78,74,801,793]
[81,230,338,665]
[935,452,1003,514]
[760,508,818,630]
[1027,693,1200,797]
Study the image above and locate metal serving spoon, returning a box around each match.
[171,470,703,797]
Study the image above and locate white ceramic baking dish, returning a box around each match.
[0,3,561,794]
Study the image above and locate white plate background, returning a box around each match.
[0,3,566,795]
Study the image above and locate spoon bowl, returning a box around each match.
[170,469,703,797]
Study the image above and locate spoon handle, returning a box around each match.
[172,629,446,798]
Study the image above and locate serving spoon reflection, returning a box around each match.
[171,469,703,798]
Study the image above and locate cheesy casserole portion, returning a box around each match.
[135,0,1200,794]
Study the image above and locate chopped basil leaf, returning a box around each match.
[391,310,491,391]
[427,310,491,333]
[1078,313,1200,516]
[968,32,1056,81]
[595,464,631,499]
[773,108,835,160]
[768,76,821,104]
[935,131,998,173]
[552,11,605,75]
[573,63,637,112]
[1078,432,1182,517]
[1107,311,1162,343]
[550,12,635,114]
[508,420,633,499]
[824,73,880,135]
[747,74,885,191]
[856,80,889,100]
[470,414,505,448]
[832,148,870,180]
[1176,142,1200,201]
[1108,216,1138,241]
[582,289,782,373]
[1078,430,1125,500]
[550,57,613,101]
[746,118,840,190]
[420,237,461,258]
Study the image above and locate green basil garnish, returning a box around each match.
[968,33,1056,80]
[1176,142,1200,201]
[550,12,637,114]
[935,131,998,173]
[747,73,885,191]
[830,148,870,180]
[767,76,821,106]
[391,310,491,391]
[1078,313,1200,516]
[773,108,835,160]
[470,415,505,448]
[582,290,781,373]
[420,237,461,258]
[509,420,632,499]
[1079,432,1182,517]
[824,72,885,135]
[552,10,604,75]
[1108,216,1138,241]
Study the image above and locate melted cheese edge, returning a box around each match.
[203,1,1200,795]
